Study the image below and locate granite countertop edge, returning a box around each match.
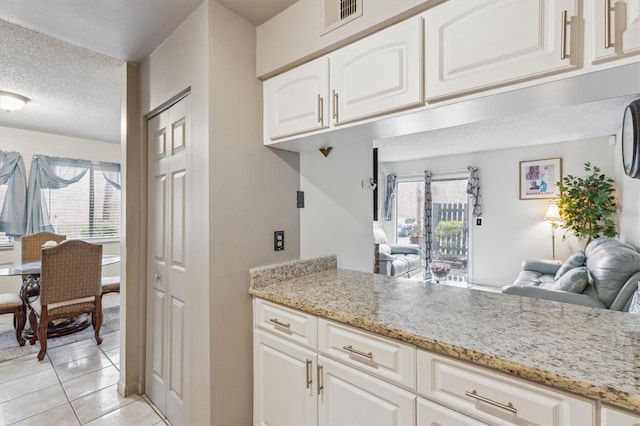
[248,256,640,414]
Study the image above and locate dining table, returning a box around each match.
[0,254,121,338]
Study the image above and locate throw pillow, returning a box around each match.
[554,251,586,280]
[554,266,589,293]
[629,288,640,314]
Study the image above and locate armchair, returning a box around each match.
[373,226,421,279]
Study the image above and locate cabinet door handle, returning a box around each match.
[465,390,517,415]
[305,359,312,389]
[560,10,570,60]
[317,364,324,394]
[268,318,290,329]
[605,0,613,49]
[332,90,339,122]
[342,345,373,360]
[317,95,324,125]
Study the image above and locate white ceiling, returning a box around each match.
[0,0,297,144]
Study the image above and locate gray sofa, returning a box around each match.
[502,238,640,311]
[373,227,421,278]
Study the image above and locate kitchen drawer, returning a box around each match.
[417,350,595,426]
[318,318,415,389]
[417,397,489,426]
[254,298,317,350]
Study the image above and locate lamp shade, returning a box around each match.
[0,91,29,112]
[543,200,562,222]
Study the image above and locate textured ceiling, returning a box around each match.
[0,19,124,143]
[376,96,636,163]
[0,0,296,144]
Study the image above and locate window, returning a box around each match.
[43,164,121,239]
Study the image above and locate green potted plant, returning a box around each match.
[557,162,617,249]
[409,223,423,244]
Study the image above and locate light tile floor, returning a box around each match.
[0,294,168,426]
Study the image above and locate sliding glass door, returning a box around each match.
[396,177,470,281]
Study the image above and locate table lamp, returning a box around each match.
[543,200,562,260]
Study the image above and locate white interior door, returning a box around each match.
[146,96,189,425]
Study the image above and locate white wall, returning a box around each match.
[140,1,301,424]
[615,130,640,248]
[380,137,616,287]
[209,3,300,425]
[0,126,121,293]
[300,139,373,272]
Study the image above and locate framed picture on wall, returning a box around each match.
[519,158,562,199]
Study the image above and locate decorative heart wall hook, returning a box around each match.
[319,147,333,157]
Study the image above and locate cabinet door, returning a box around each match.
[318,355,415,426]
[592,0,640,63]
[425,0,580,102]
[330,15,423,125]
[264,57,329,141]
[417,397,490,426]
[254,329,317,426]
[601,405,640,426]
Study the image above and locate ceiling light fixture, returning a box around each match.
[0,91,30,112]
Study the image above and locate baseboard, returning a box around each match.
[118,379,142,397]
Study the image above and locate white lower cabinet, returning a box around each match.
[253,328,317,426]
[318,355,416,426]
[417,397,489,426]
[417,350,596,426]
[254,298,622,426]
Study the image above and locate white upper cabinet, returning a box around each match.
[264,57,329,141]
[330,15,423,125]
[591,0,640,63]
[424,0,580,102]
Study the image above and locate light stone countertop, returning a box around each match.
[249,256,640,414]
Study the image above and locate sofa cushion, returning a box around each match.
[586,243,640,308]
[554,251,586,280]
[554,266,589,293]
[389,244,420,255]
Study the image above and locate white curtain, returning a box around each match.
[26,155,91,234]
[96,161,121,190]
[0,151,27,236]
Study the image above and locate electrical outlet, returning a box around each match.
[274,231,284,251]
[476,218,482,226]
[297,191,304,208]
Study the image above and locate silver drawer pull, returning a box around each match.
[269,318,291,329]
[342,345,373,360]
[465,390,517,415]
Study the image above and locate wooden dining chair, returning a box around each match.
[28,239,103,360]
[21,232,66,281]
[101,276,120,304]
[0,293,25,346]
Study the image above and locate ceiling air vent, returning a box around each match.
[322,0,363,35]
